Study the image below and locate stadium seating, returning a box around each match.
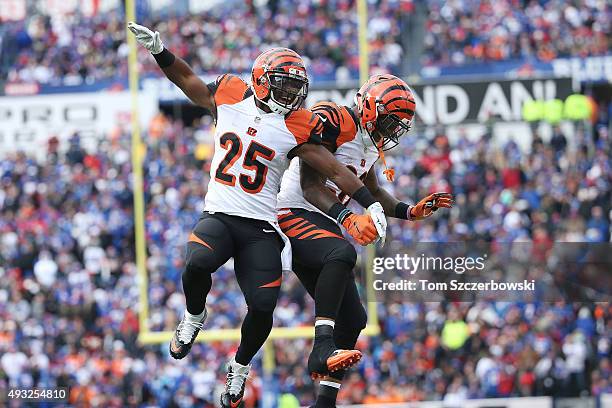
[1,109,610,405]
[2,0,608,85]
[0,0,610,406]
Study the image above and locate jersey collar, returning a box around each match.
[345,105,375,152]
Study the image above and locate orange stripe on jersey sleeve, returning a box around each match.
[310,102,357,151]
[335,105,358,148]
[312,102,342,127]
[213,74,250,107]
[285,109,324,146]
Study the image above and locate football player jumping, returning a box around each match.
[128,23,388,408]
[277,74,454,407]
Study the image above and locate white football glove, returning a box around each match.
[127,22,164,54]
[367,202,387,246]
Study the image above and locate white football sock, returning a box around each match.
[315,319,335,328]
[185,309,206,322]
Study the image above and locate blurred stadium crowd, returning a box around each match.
[0,0,611,407]
[422,0,609,65]
[1,0,406,85]
[1,105,610,405]
[1,0,609,85]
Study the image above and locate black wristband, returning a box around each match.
[153,48,176,68]
[395,202,411,220]
[327,202,352,224]
[351,186,376,209]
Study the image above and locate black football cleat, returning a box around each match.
[169,309,207,359]
[308,338,362,380]
[220,357,250,408]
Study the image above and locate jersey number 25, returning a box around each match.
[215,132,276,194]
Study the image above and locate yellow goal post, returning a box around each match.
[127,0,380,367]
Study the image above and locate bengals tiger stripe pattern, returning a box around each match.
[359,74,416,119]
[310,101,359,151]
[278,210,344,240]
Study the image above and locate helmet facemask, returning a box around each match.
[360,100,414,182]
[371,111,413,151]
[263,71,308,115]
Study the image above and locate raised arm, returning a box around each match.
[128,22,215,113]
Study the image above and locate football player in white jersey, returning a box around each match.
[128,23,387,408]
[277,74,454,407]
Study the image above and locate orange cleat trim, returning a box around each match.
[310,350,363,380]
[170,337,181,354]
[327,350,362,372]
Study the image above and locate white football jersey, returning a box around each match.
[204,74,324,222]
[277,102,379,220]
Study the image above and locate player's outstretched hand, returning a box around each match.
[128,22,164,54]
[342,213,378,246]
[409,192,454,220]
[367,202,387,246]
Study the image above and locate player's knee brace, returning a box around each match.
[325,241,357,269]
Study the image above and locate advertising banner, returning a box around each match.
[422,54,612,84]
[0,91,157,155]
[306,78,573,126]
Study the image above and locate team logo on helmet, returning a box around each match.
[251,48,309,115]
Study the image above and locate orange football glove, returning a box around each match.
[409,192,454,220]
[342,213,378,245]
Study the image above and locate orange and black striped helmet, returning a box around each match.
[251,47,309,115]
[355,74,416,151]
